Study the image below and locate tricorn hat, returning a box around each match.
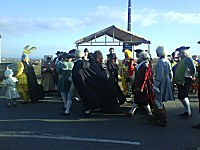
[176,46,190,51]
[134,49,143,53]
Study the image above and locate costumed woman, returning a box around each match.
[16,45,44,103]
[153,46,174,127]
[121,49,134,97]
[41,56,56,94]
[128,51,154,117]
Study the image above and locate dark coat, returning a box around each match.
[72,59,126,112]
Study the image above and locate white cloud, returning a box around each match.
[0,16,89,36]
[1,6,200,37]
[164,11,200,24]
[133,9,159,27]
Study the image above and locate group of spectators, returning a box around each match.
[2,44,200,129]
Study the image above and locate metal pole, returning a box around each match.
[127,0,132,32]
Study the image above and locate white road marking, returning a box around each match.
[0,131,141,146]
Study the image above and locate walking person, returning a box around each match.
[128,52,154,117]
[3,69,20,107]
[152,46,174,127]
[57,53,74,116]
[174,46,196,119]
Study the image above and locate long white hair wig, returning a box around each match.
[156,46,168,57]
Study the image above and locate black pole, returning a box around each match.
[127,0,132,32]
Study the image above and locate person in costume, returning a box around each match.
[174,46,196,119]
[121,49,134,97]
[41,56,56,94]
[72,50,126,115]
[153,46,174,127]
[3,69,20,107]
[16,45,44,103]
[128,52,154,117]
[57,53,74,116]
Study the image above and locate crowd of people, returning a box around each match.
[2,43,200,128]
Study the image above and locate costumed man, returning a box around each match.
[174,46,196,119]
[153,46,174,127]
[121,49,134,97]
[128,51,154,117]
[41,56,56,94]
[15,45,44,103]
[72,50,126,115]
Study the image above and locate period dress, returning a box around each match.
[3,77,20,100]
[41,60,56,92]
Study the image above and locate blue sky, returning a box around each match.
[0,0,200,60]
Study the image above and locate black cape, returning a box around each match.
[22,61,44,102]
[72,59,126,113]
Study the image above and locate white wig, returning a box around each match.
[138,52,150,61]
[156,46,168,57]
[4,69,14,78]
[75,50,84,58]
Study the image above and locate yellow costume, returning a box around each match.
[16,61,29,103]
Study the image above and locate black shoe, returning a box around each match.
[179,112,187,116]
[181,112,192,119]
[192,124,200,129]
[59,112,70,116]
[82,112,91,117]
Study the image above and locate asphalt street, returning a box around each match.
[0,86,200,150]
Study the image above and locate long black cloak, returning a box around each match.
[72,59,126,113]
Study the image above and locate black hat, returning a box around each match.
[176,46,190,51]
[46,56,51,60]
[197,41,200,44]
[134,49,143,53]
[84,48,89,53]
[55,51,61,55]
[61,52,68,59]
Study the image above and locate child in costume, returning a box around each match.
[3,69,20,107]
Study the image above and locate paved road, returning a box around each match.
[0,87,200,150]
